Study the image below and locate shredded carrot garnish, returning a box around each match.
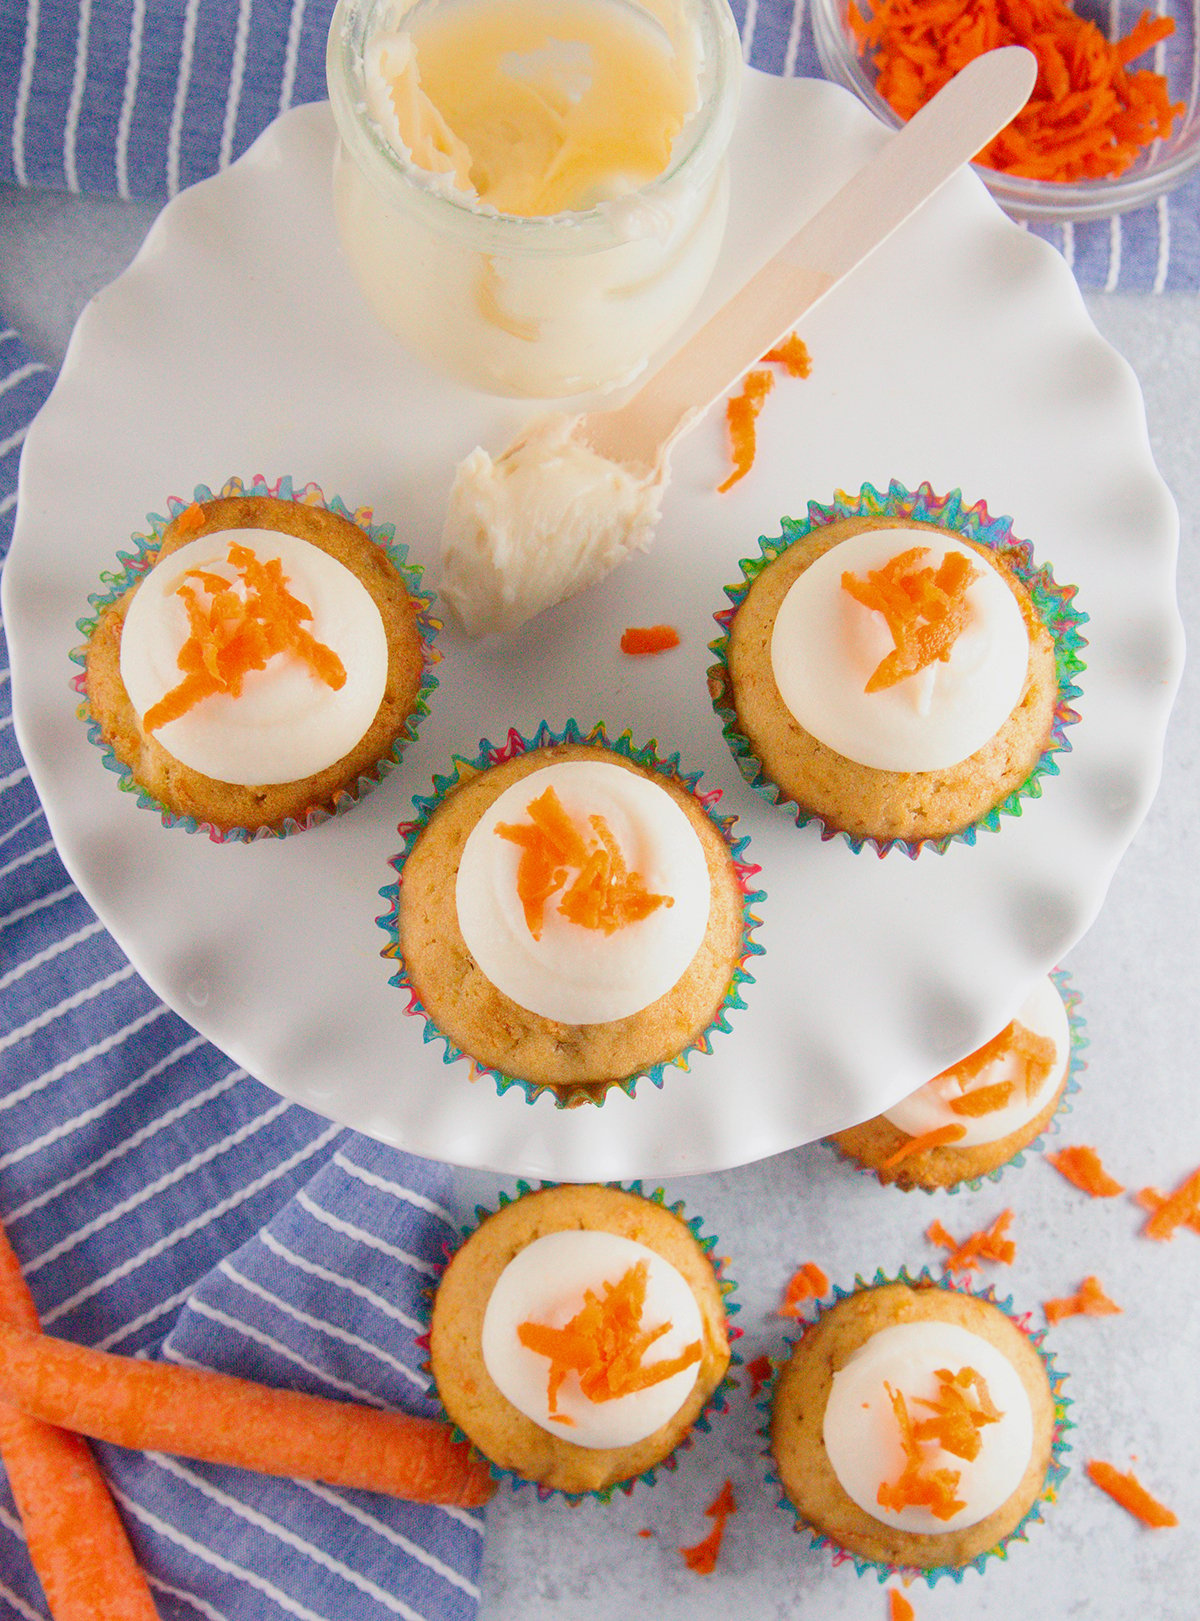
[1086,1460,1178,1528]
[620,624,681,656]
[717,334,812,492]
[745,1354,774,1400]
[947,1080,1013,1117]
[143,541,346,732]
[777,1263,830,1318]
[842,546,979,692]
[174,500,206,536]
[1136,1166,1200,1240]
[935,1018,1056,1104]
[1046,1145,1125,1197]
[877,1368,1000,1520]
[879,1123,967,1168]
[889,1591,916,1621]
[495,785,670,941]
[760,333,812,378]
[1043,1274,1121,1325]
[849,0,1182,183]
[516,1261,701,1426]
[636,1528,655,1538]
[926,1209,1015,1274]
[680,1479,737,1573]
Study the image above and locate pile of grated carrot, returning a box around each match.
[849,0,1183,183]
[877,1366,1000,1519]
[842,546,979,693]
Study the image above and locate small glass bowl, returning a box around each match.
[811,0,1200,222]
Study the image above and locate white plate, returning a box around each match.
[5,74,1183,1180]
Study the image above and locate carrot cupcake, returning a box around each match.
[828,970,1084,1192]
[767,1275,1069,1579]
[428,1182,736,1498]
[709,481,1086,855]
[75,476,439,839]
[379,721,763,1105]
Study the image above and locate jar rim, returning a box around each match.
[325,0,742,253]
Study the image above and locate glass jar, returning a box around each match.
[325,0,742,399]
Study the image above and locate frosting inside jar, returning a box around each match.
[365,0,696,216]
[884,974,1070,1147]
[119,530,388,786]
[481,1229,703,1447]
[770,527,1031,772]
[823,1319,1034,1534]
[455,758,711,1023]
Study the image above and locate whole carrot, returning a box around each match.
[0,1319,492,1508]
[0,1223,160,1620]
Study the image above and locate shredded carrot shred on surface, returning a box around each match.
[495,785,671,941]
[1136,1166,1200,1240]
[143,541,347,733]
[175,501,206,536]
[849,0,1183,183]
[880,1123,967,1168]
[889,1590,916,1621]
[717,333,812,492]
[1086,1460,1178,1528]
[745,1354,774,1400]
[927,1209,1016,1274]
[636,1528,655,1538]
[1043,1274,1121,1325]
[1046,1145,1125,1197]
[777,1263,830,1317]
[947,1079,1014,1117]
[842,546,979,692]
[935,1018,1056,1104]
[680,1479,737,1574]
[876,1368,999,1521]
[620,624,681,656]
[760,333,812,378]
[516,1261,701,1425]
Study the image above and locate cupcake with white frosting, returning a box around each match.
[828,970,1085,1192]
[75,476,439,840]
[708,481,1087,856]
[428,1182,736,1498]
[378,721,763,1105]
[766,1273,1070,1578]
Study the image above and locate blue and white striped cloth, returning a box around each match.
[1,0,1198,289]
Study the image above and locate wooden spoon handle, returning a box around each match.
[581,47,1037,468]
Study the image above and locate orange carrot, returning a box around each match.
[1046,1144,1125,1197]
[0,1224,159,1621]
[516,1261,700,1424]
[889,1591,916,1621]
[1043,1275,1121,1325]
[717,369,774,493]
[934,1017,1055,1101]
[926,1209,1015,1274]
[1135,1165,1200,1240]
[849,0,1182,183]
[680,1479,737,1573]
[0,1319,491,1508]
[842,546,978,692]
[1086,1459,1178,1528]
[879,1123,967,1168]
[745,1354,774,1400]
[760,333,812,378]
[777,1262,830,1317]
[620,624,681,656]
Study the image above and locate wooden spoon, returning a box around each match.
[578,46,1038,470]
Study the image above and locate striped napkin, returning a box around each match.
[0,0,1197,290]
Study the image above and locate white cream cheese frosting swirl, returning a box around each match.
[770,527,1031,772]
[823,1320,1034,1534]
[455,758,711,1023]
[481,1229,703,1448]
[119,530,388,786]
[884,975,1069,1148]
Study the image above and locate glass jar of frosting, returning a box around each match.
[325,0,742,398]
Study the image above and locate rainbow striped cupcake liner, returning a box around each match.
[707,480,1089,858]
[825,966,1088,1195]
[376,719,766,1108]
[757,1266,1072,1585]
[70,473,441,843]
[419,1179,742,1506]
